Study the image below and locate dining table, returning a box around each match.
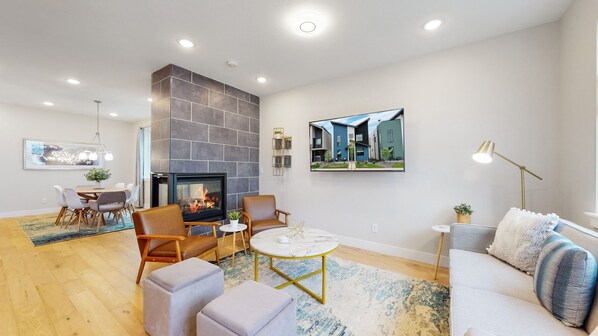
[72,186,129,229]
[74,186,128,200]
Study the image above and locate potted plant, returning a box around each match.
[228,210,241,228]
[453,203,473,224]
[84,168,111,189]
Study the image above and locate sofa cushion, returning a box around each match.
[451,286,587,336]
[450,249,539,305]
[534,233,598,327]
[487,208,559,274]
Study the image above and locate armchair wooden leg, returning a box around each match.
[136,259,146,284]
[214,249,220,266]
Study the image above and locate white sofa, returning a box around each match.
[449,219,598,336]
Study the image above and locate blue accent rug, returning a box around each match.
[221,252,450,335]
[16,213,134,246]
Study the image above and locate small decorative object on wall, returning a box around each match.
[309,108,404,172]
[228,210,241,228]
[453,203,473,224]
[84,167,111,189]
[272,127,292,176]
[23,139,103,170]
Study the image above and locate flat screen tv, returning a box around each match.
[309,108,405,172]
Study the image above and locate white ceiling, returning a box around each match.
[0,0,572,121]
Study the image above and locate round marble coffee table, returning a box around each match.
[250,227,338,304]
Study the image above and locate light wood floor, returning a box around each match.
[0,213,449,336]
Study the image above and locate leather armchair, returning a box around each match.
[132,204,221,284]
[241,195,290,239]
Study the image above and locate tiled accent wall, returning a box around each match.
[151,64,260,215]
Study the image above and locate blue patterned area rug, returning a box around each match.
[221,252,450,336]
[16,213,134,246]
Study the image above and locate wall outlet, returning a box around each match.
[371,223,378,233]
[41,197,48,204]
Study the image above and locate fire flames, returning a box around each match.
[184,187,219,214]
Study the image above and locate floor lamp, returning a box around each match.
[472,140,542,209]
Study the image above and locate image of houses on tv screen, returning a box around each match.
[309,108,405,171]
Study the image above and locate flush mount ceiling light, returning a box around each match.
[292,11,325,37]
[424,19,442,31]
[256,76,267,84]
[67,78,80,85]
[178,39,195,48]
[110,112,118,117]
[43,101,54,106]
[147,98,152,102]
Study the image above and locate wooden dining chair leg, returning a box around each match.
[77,210,83,231]
[55,207,66,225]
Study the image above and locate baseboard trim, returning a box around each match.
[0,207,59,219]
[336,234,449,268]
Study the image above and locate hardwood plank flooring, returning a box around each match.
[0,213,449,335]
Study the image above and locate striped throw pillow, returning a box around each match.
[534,233,598,327]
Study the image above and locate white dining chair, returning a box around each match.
[53,185,69,226]
[126,183,134,191]
[63,188,90,231]
[125,185,140,214]
[114,182,125,188]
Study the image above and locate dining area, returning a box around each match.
[53,182,141,232]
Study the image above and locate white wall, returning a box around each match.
[559,0,598,226]
[259,23,561,264]
[0,103,137,217]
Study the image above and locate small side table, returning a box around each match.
[219,224,248,266]
[432,224,451,280]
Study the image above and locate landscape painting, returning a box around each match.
[309,108,405,172]
[23,139,103,170]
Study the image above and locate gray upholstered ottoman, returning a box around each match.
[144,258,224,336]
[197,281,297,336]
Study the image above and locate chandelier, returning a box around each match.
[78,100,114,161]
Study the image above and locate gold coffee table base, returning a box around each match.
[253,250,335,304]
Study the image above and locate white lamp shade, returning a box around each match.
[104,152,114,161]
[78,152,88,160]
[472,140,495,163]
[88,152,98,161]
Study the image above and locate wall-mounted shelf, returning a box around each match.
[272,128,291,176]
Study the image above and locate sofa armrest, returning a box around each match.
[450,224,497,254]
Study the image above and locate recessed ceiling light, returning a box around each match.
[292,11,325,37]
[424,19,442,31]
[67,78,80,85]
[43,101,54,106]
[299,21,317,33]
[178,39,195,48]
[110,112,118,117]
[256,77,267,84]
[147,98,153,102]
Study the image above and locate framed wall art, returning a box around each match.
[23,139,103,170]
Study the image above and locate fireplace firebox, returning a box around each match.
[151,173,227,222]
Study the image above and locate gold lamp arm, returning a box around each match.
[493,151,542,209]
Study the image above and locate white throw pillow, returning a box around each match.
[487,208,559,274]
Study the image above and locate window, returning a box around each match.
[387,129,394,143]
[316,138,321,145]
[336,135,341,146]
[356,134,363,142]
[349,133,354,140]
[356,148,365,156]
[141,126,151,179]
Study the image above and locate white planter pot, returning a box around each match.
[95,180,105,189]
[230,219,239,228]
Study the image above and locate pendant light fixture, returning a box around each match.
[78,100,114,161]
